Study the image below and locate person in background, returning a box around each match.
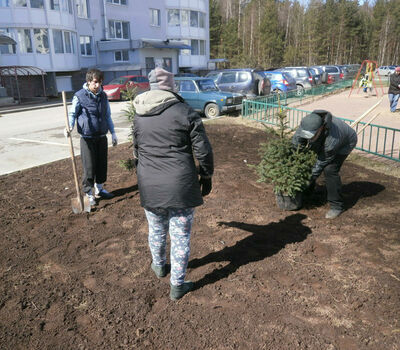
[292,110,357,219]
[133,67,214,300]
[65,68,117,205]
[388,66,400,112]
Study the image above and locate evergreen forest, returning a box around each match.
[209,0,400,68]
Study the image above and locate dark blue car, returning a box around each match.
[261,71,297,93]
[174,77,243,118]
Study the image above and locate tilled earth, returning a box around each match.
[0,121,399,350]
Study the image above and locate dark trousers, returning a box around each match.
[80,136,108,194]
[323,154,348,210]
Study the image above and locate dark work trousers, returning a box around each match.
[80,136,108,194]
[323,154,348,210]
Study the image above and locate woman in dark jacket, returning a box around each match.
[133,67,214,300]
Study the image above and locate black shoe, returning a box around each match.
[170,281,194,300]
[95,189,114,199]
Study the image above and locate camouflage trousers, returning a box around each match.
[144,207,195,286]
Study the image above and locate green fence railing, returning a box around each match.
[251,79,355,106]
[242,101,400,162]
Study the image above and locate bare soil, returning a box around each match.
[0,121,399,350]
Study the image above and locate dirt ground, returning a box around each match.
[0,119,400,350]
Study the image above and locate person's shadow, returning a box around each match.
[189,214,311,290]
[302,181,385,209]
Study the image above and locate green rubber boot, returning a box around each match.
[170,281,194,300]
[151,263,167,278]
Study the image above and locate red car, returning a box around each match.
[103,75,150,100]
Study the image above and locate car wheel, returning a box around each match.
[204,103,220,119]
[296,85,304,97]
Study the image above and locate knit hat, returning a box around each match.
[395,67,400,72]
[298,113,323,139]
[148,67,175,91]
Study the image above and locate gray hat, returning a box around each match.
[298,113,323,139]
[148,67,175,91]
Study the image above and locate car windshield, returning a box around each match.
[197,79,219,91]
[107,77,129,85]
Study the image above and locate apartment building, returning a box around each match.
[0,0,209,97]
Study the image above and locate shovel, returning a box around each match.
[62,91,91,214]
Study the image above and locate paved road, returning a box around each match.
[0,101,131,176]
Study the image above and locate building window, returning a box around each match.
[200,40,205,55]
[17,29,32,53]
[190,11,198,27]
[60,0,69,12]
[13,0,27,6]
[30,0,44,8]
[33,28,49,54]
[53,29,63,53]
[106,0,126,4]
[80,35,92,56]
[108,20,129,39]
[76,0,88,18]
[163,57,172,72]
[145,57,155,74]
[0,28,16,54]
[181,10,189,26]
[150,9,160,26]
[64,31,72,53]
[199,12,205,28]
[0,0,10,7]
[49,0,59,10]
[180,39,190,56]
[190,39,206,56]
[114,50,129,62]
[167,9,180,26]
[191,39,198,55]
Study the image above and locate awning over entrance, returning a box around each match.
[140,39,191,50]
[95,63,142,72]
[0,34,16,45]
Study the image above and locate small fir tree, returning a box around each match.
[119,84,137,171]
[254,103,316,198]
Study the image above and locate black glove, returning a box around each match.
[199,177,212,197]
[303,176,317,196]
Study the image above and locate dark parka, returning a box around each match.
[292,110,357,178]
[133,90,214,209]
[388,72,400,95]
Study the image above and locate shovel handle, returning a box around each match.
[62,91,84,212]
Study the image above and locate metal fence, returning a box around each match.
[242,101,400,162]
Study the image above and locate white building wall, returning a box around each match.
[0,0,210,77]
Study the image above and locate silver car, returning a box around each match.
[278,66,316,96]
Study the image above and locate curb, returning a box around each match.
[0,102,71,116]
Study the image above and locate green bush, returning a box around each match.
[254,108,316,197]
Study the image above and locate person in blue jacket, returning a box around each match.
[292,110,357,219]
[65,68,117,205]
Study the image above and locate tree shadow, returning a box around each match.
[189,214,311,290]
[302,181,385,210]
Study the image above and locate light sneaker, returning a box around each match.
[85,193,96,206]
[325,208,343,219]
[170,281,194,300]
[95,188,114,199]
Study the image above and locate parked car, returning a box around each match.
[260,71,297,93]
[278,67,315,96]
[308,66,323,85]
[174,77,244,118]
[337,65,355,80]
[103,75,150,100]
[205,69,271,98]
[375,66,396,76]
[312,65,341,83]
